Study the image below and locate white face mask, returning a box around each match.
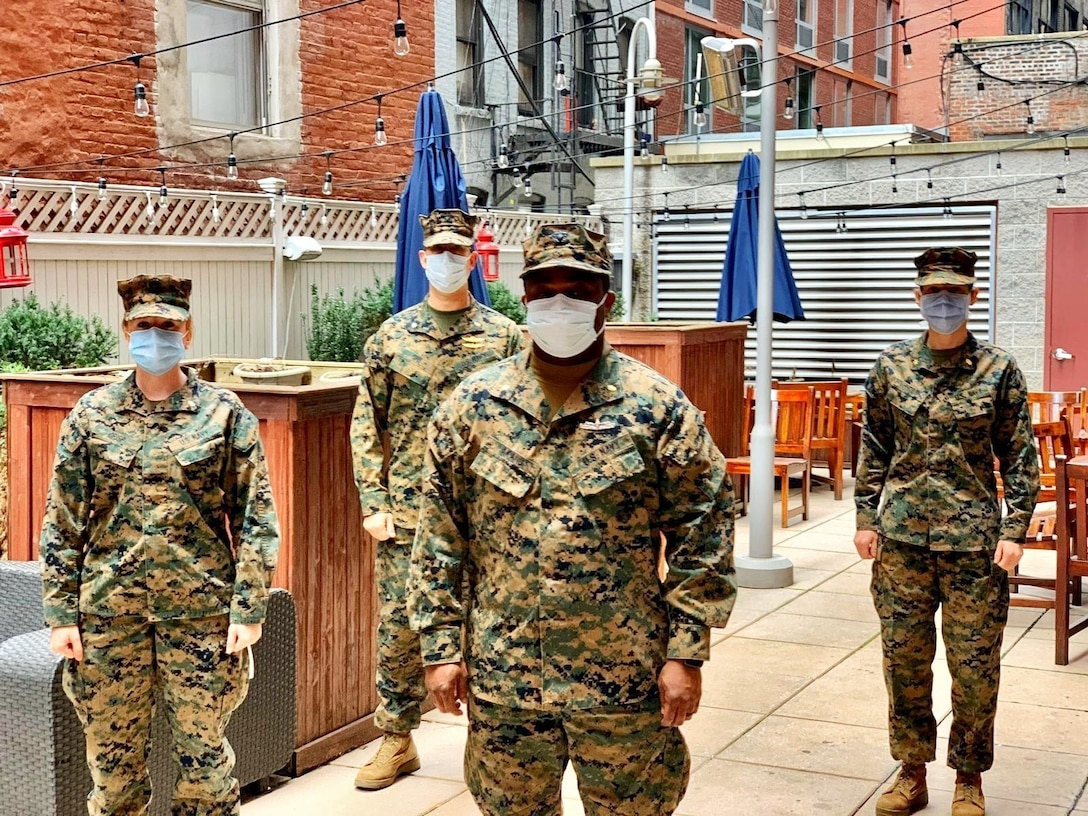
[424,251,470,294]
[919,291,971,335]
[526,293,607,359]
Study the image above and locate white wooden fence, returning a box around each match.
[1,177,600,362]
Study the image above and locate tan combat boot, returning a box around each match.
[951,772,984,816]
[876,762,929,816]
[354,733,421,790]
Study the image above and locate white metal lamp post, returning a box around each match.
[621,16,665,321]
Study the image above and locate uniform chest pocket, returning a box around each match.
[88,438,138,472]
[946,387,994,456]
[168,434,226,493]
[470,441,537,498]
[574,434,646,497]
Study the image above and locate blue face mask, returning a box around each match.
[919,291,971,335]
[129,328,186,375]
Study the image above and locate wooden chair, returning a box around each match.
[1065,388,1088,457]
[774,378,849,500]
[1027,390,1082,425]
[1054,454,1088,664]
[1010,419,1080,609]
[726,386,814,528]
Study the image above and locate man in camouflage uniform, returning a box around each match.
[408,223,736,815]
[854,248,1039,816]
[41,275,281,816]
[351,208,524,789]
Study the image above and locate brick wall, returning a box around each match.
[947,32,1088,140]
[0,0,435,201]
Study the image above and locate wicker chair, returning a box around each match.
[0,561,297,816]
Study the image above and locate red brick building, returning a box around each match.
[651,0,899,137]
[0,0,435,200]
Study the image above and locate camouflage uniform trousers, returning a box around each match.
[374,526,426,734]
[871,536,1009,773]
[465,695,690,816]
[63,614,250,816]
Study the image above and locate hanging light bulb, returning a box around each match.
[394,192,401,206]
[8,183,17,205]
[158,169,168,207]
[640,138,649,159]
[995,152,1003,175]
[97,177,108,200]
[1064,137,1071,163]
[661,155,669,173]
[891,175,898,194]
[145,191,155,223]
[1026,111,1036,135]
[227,133,239,180]
[393,3,410,58]
[798,192,808,219]
[69,186,79,218]
[783,96,795,121]
[134,81,150,117]
[662,192,670,222]
[322,171,333,196]
[554,60,569,93]
[899,20,913,70]
[694,101,708,129]
[523,178,533,198]
[943,199,953,219]
[370,206,378,228]
[524,216,532,237]
[512,166,522,188]
[211,194,221,224]
[976,71,985,100]
[1057,175,1067,194]
[320,204,329,227]
[926,169,934,189]
[497,144,509,169]
[814,107,827,144]
[374,97,387,146]
[301,201,310,222]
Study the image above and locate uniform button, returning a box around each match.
[606,385,617,393]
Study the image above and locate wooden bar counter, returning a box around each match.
[2,359,378,774]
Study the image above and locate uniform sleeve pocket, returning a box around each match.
[574,435,646,496]
[470,441,537,498]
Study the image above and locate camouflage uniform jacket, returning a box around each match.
[351,299,524,528]
[855,332,1039,550]
[40,369,281,627]
[408,349,737,710]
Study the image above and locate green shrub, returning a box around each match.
[485,282,526,324]
[306,279,394,362]
[0,294,117,371]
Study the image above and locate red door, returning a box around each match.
[1045,207,1088,389]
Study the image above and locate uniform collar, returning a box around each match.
[494,345,625,424]
[119,367,202,415]
[406,297,483,340]
[914,331,980,374]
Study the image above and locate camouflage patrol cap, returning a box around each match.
[118,275,191,321]
[419,208,478,249]
[520,222,612,279]
[914,247,977,287]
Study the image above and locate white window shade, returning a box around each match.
[187,0,263,129]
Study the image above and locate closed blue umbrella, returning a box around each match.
[716,151,804,324]
[393,89,490,313]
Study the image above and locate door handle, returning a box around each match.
[1053,347,1074,361]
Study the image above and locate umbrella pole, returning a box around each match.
[736,0,793,589]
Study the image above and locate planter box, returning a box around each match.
[1,358,376,774]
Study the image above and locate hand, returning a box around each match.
[363,512,396,541]
[993,539,1024,573]
[226,623,263,654]
[659,660,702,727]
[854,530,879,559]
[425,662,468,716]
[49,625,83,661]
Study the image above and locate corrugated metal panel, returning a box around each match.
[654,205,996,384]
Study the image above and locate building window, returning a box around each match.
[518,0,543,115]
[796,0,816,55]
[795,68,815,129]
[834,0,852,68]
[686,0,713,17]
[875,0,891,83]
[740,53,761,131]
[457,0,483,107]
[1064,3,1080,30]
[1048,0,1061,29]
[1008,0,1032,34]
[743,0,763,35]
[685,27,711,133]
[187,0,266,129]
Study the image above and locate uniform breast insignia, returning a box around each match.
[579,420,617,432]
[461,336,485,349]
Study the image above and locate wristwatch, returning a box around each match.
[680,658,704,669]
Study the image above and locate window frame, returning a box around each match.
[684,26,712,134]
[456,0,484,108]
[186,0,268,131]
[833,0,853,69]
[795,0,816,56]
[742,0,764,36]
[1007,0,1032,34]
[875,0,892,83]
[795,68,815,130]
[518,0,544,116]
[685,0,714,19]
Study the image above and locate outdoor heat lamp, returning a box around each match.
[701,36,763,116]
[0,208,31,289]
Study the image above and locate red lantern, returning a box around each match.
[475,221,500,282]
[0,208,31,289]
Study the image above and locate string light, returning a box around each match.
[683,206,690,230]
[144,191,155,223]
[639,133,650,159]
[370,205,378,227]
[783,77,795,121]
[926,168,934,189]
[899,20,913,70]
[814,106,827,144]
[836,211,848,233]
[942,198,953,218]
[975,67,985,99]
[1025,101,1035,135]
[798,192,808,219]
[322,151,333,196]
[131,55,150,118]
[69,186,79,218]
[554,60,569,94]
[211,194,221,224]
[889,144,897,170]
[662,191,670,222]
[512,166,522,188]
[661,155,669,173]
[1057,175,1066,194]
[995,151,1003,175]
[320,204,328,227]
[374,96,388,146]
[951,19,962,53]
[524,214,532,237]
[497,144,509,169]
[523,177,533,198]
[301,201,310,221]
[157,167,168,207]
[227,132,239,180]
[891,175,898,194]
[97,177,108,200]
[1063,136,1070,163]
[694,101,708,129]
[392,0,409,57]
